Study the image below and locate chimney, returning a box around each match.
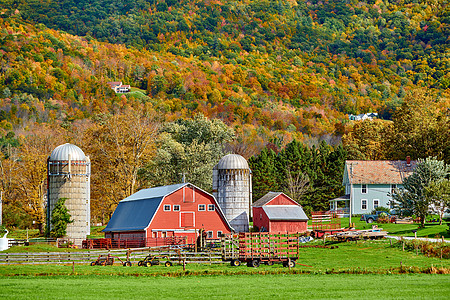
[406,156,411,167]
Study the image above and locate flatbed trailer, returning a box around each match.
[333,229,387,241]
[222,232,301,268]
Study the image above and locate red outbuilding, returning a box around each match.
[252,192,309,233]
[103,183,232,246]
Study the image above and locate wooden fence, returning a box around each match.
[0,247,223,265]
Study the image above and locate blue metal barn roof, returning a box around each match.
[103,183,187,232]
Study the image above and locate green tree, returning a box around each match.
[49,198,72,238]
[393,157,449,228]
[425,179,450,225]
[139,114,234,191]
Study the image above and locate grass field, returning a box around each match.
[337,218,450,239]
[1,240,449,299]
[0,274,449,299]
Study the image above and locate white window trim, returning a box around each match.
[173,205,180,211]
[206,231,213,238]
[373,199,379,209]
[198,204,206,211]
[361,184,368,194]
[217,231,223,238]
[361,199,368,210]
[208,204,215,211]
[163,204,171,211]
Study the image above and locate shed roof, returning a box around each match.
[344,160,416,185]
[252,192,282,207]
[262,205,309,221]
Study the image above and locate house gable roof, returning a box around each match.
[344,160,416,185]
[103,183,232,232]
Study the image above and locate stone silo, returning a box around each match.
[47,143,90,244]
[213,154,252,232]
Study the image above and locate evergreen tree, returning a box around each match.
[50,198,72,238]
[393,157,449,228]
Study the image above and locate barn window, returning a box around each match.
[217,231,223,237]
[164,205,171,211]
[198,204,206,211]
[173,205,180,211]
[208,204,215,211]
[361,199,367,210]
[207,231,213,238]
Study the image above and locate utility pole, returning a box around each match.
[349,163,353,228]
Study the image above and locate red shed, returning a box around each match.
[252,192,309,233]
[103,183,232,246]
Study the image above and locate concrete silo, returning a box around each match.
[47,143,90,245]
[213,154,252,232]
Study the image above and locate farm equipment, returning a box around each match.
[222,232,303,268]
[90,254,132,266]
[137,254,173,267]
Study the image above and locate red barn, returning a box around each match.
[252,192,308,233]
[103,183,232,246]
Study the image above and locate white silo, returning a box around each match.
[213,154,252,232]
[47,143,90,245]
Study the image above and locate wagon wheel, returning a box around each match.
[145,261,152,267]
[230,259,241,267]
[164,261,173,267]
[123,261,132,267]
[287,260,296,268]
[90,261,96,266]
[251,259,260,268]
[137,261,143,267]
[265,261,274,266]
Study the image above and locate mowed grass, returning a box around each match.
[337,218,450,239]
[0,274,449,299]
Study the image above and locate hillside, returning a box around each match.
[0,0,449,143]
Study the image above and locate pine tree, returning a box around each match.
[50,198,73,238]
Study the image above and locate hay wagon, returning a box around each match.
[222,232,301,268]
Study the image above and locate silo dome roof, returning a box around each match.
[217,154,249,170]
[49,143,86,161]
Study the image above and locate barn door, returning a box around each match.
[181,212,195,228]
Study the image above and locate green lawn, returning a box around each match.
[337,218,450,239]
[0,274,448,299]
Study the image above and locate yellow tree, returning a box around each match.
[14,124,65,233]
[85,109,159,223]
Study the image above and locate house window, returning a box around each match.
[208,204,215,211]
[198,204,206,211]
[391,184,397,194]
[361,199,367,210]
[217,231,223,238]
[207,231,213,238]
[373,199,379,209]
[173,205,180,211]
[361,184,367,194]
[164,205,171,211]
